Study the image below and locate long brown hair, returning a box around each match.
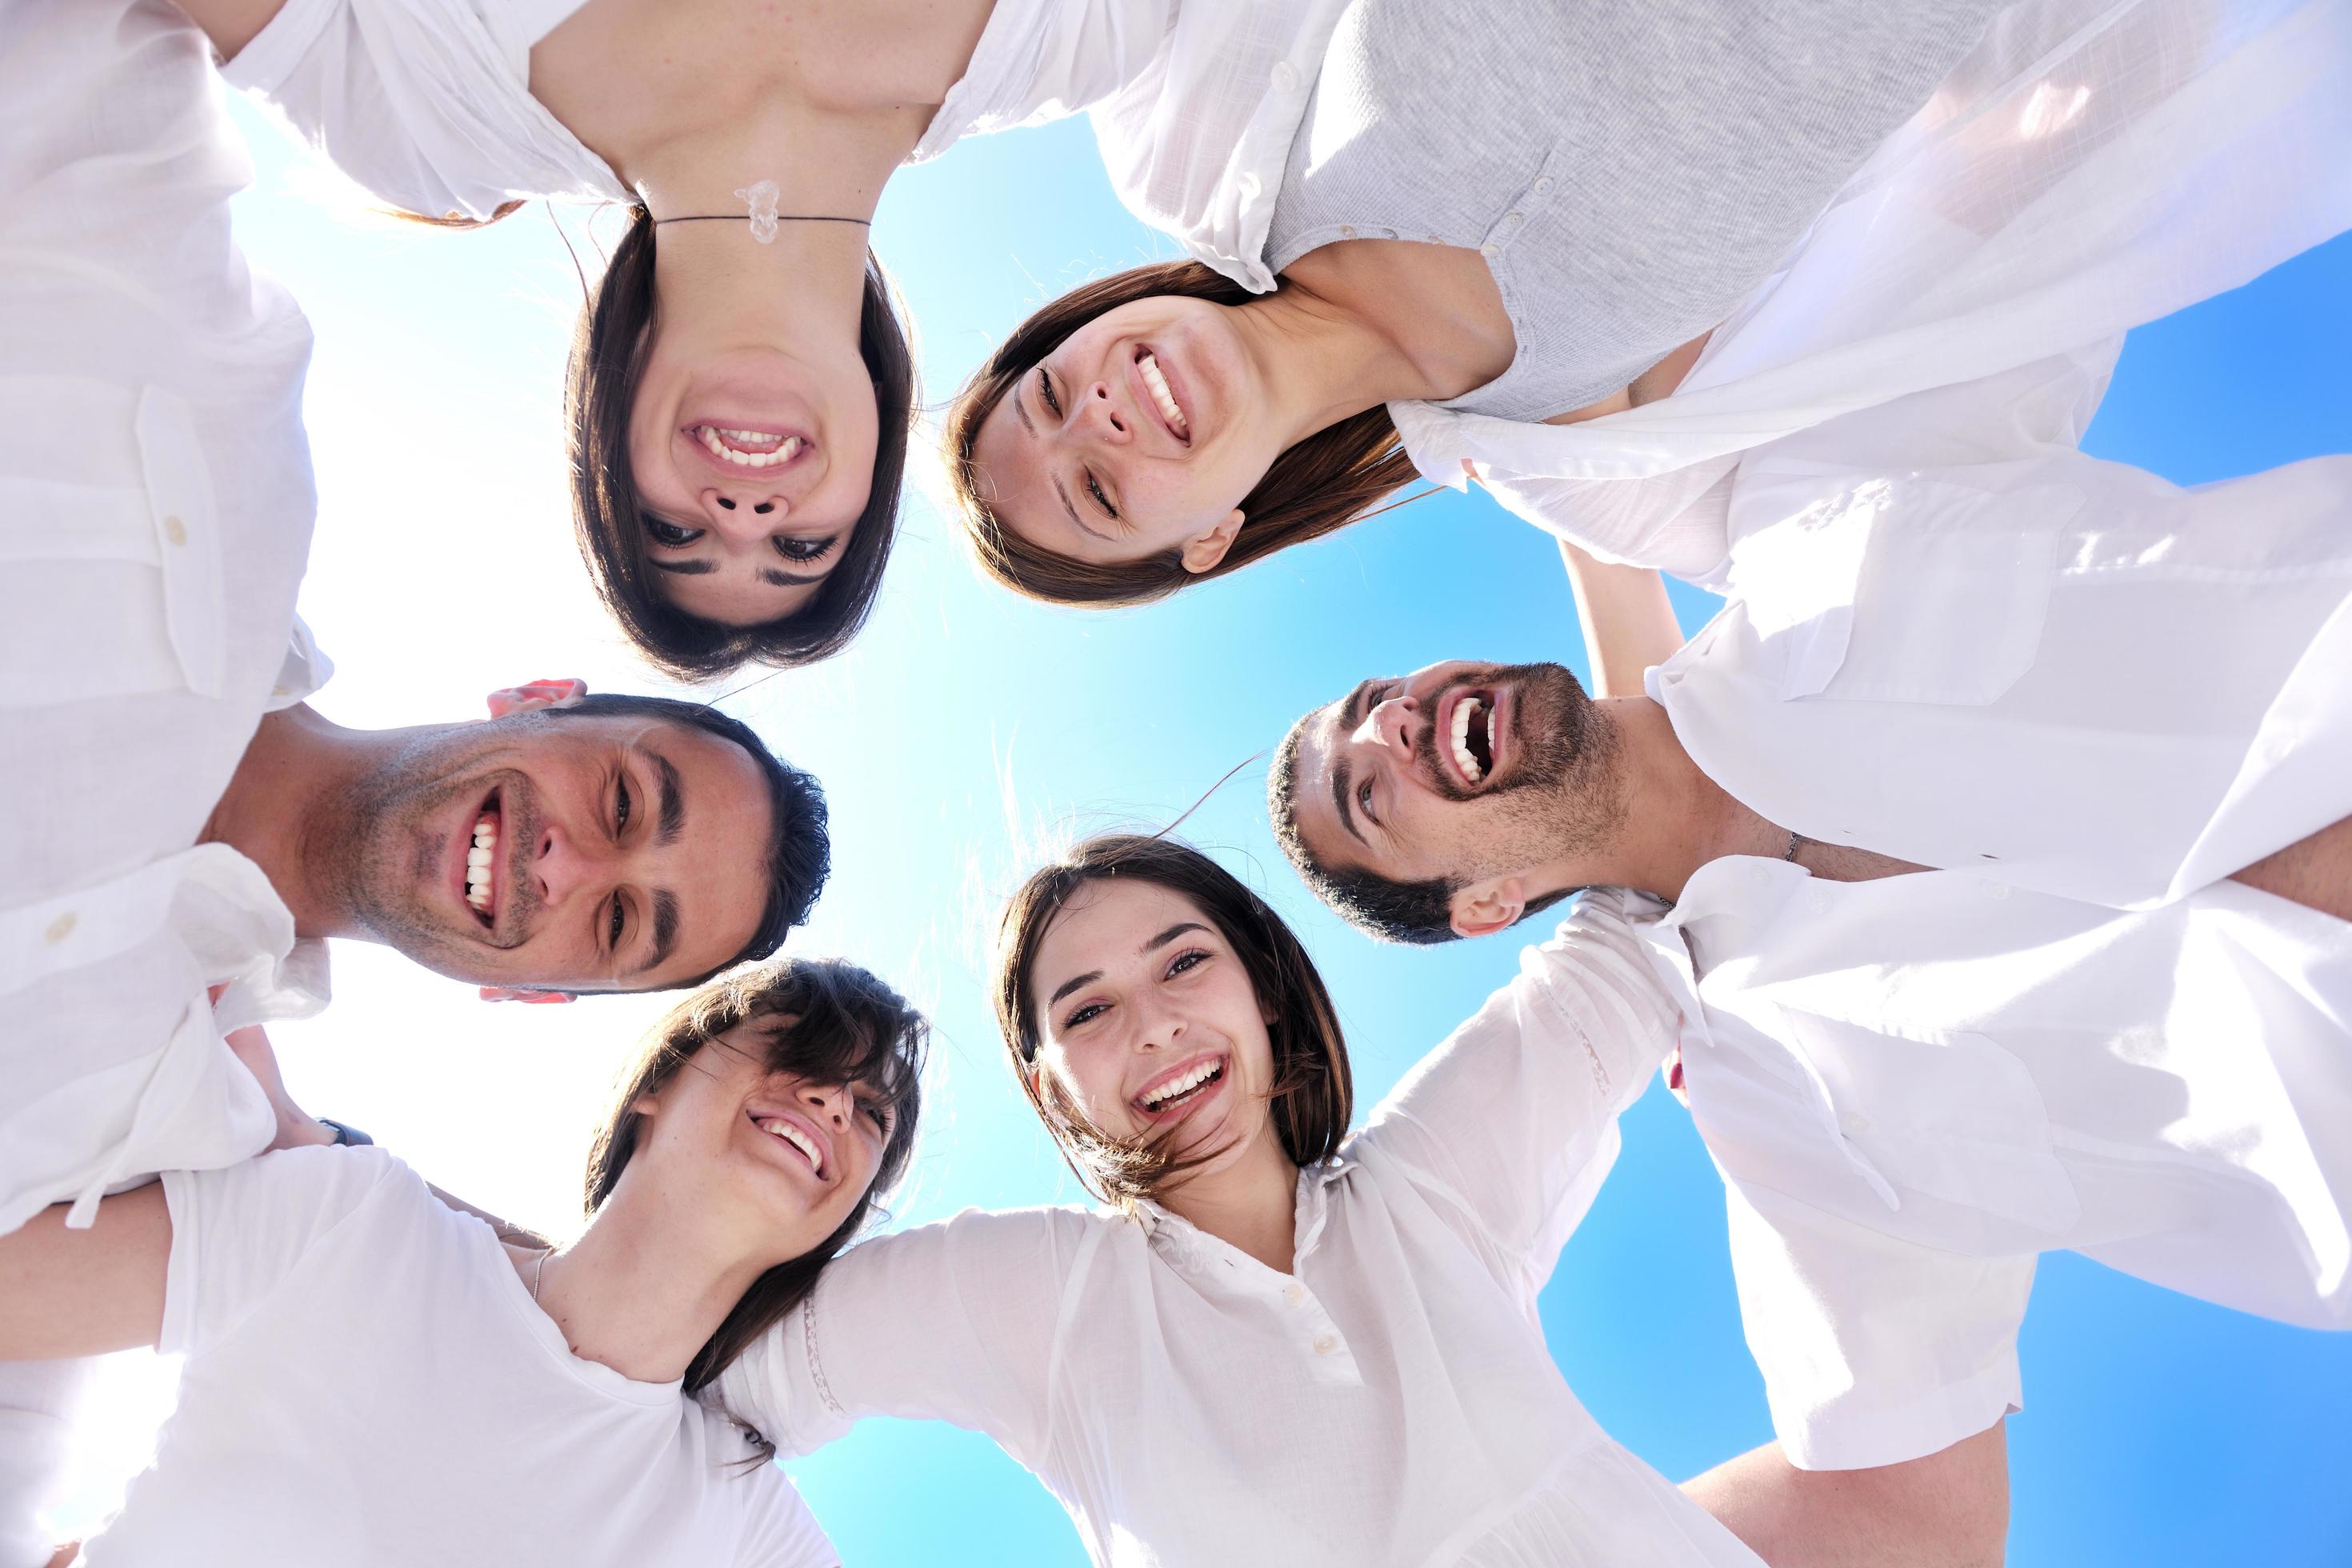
[566,205,918,680]
[943,261,1422,607]
[582,957,927,1394]
[992,834,1353,1208]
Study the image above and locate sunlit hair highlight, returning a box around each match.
[582,957,927,1398]
[991,834,1351,1209]
[943,261,1422,607]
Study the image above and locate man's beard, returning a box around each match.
[1415,661,1626,880]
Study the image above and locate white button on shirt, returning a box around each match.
[718,893,1762,1567]
[2,0,331,1238]
[1636,864,2352,1470]
[1394,0,2352,581]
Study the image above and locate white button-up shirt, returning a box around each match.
[718,893,1763,1568]
[1390,0,2352,581]
[223,0,1338,248]
[2,0,331,1239]
[1638,862,2352,1471]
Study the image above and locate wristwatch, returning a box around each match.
[317,1118,375,1147]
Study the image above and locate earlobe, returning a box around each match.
[478,987,578,1006]
[1178,510,1245,575]
[486,678,590,718]
[1448,878,1527,941]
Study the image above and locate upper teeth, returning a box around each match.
[466,811,498,915]
[698,426,804,468]
[1138,354,1188,438]
[1453,699,1486,785]
[758,1118,821,1173]
[1141,1061,1219,1108]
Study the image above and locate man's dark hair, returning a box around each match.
[1267,714,1571,946]
[550,693,830,984]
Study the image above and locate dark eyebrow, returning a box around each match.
[651,750,684,846]
[632,888,679,977]
[1329,680,1378,846]
[651,558,716,577]
[758,567,827,588]
[1044,920,1213,1010]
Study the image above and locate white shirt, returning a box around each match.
[1636,865,2352,1471]
[1,0,333,1240]
[1390,0,2352,581]
[717,892,1763,1568]
[1647,383,2352,911]
[71,1146,836,1566]
[222,0,1310,229]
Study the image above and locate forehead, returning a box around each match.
[1030,878,1210,990]
[1286,698,1358,866]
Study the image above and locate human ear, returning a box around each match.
[1448,878,1527,941]
[1178,510,1245,575]
[486,678,589,718]
[478,987,577,1005]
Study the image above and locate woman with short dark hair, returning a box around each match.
[0,958,926,1566]
[706,834,1799,1563]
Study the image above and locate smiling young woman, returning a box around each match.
[0,958,926,1566]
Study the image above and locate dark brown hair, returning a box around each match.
[582,956,927,1394]
[567,205,918,681]
[991,834,1352,1207]
[943,261,1422,607]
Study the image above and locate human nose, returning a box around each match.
[797,1080,853,1130]
[530,820,617,911]
[1070,378,1133,446]
[1357,692,1421,764]
[698,485,791,541]
[1130,988,1186,1055]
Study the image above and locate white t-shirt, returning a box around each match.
[75,1147,834,1568]
[718,890,1762,1568]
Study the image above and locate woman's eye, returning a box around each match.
[644,516,703,548]
[865,1102,893,1134]
[1063,1002,1105,1030]
[1036,366,1062,418]
[1084,471,1118,519]
[774,534,838,565]
[1166,950,1208,978]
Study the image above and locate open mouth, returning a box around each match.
[747,1108,825,1177]
[1134,1055,1226,1118]
[463,791,503,930]
[1442,689,1498,789]
[1133,346,1190,446]
[688,423,806,470]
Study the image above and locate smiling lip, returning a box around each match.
[746,1103,832,1179]
[1432,684,1506,793]
[682,422,813,481]
[1131,1052,1228,1122]
[1128,345,1192,448]
[455,787,504,936]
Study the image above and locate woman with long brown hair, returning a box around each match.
[706,835,1998,1564]
[945,0,2348,610]
[0,957,925,1566]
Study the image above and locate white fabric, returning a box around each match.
[0,1360,93,1568]
[1389,0,2352,581]
[222,0,1269,224]
[1646,382,2352,910]
[1637,866,2352,1470]
[718,892,1762,1568]
[62,1146,837,1566]
[0,0,332,1243]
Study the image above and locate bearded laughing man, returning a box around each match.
[1268,430,2352,1556]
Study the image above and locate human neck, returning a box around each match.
[1154,1130,1302,1275]
[1228,280,1466,452]
[526,1177,773,1386]
[200,706,400,940]
[1546,697,1784,902]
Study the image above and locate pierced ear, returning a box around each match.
[1178,510,1246,575]
[478,986,577,1006]
[486,678,589,718]
[1448,878,1527,941]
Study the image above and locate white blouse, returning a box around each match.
[1389,0,2352,582]
[717,892,1762,1568]
[2,0,334,1242]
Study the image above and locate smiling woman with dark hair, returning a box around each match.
[0,956,927,1567]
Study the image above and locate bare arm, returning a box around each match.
[1559,539,1684,698]
[0,1188,171,1362]
[1683,1424,2010,1568]
[164,0,286,63]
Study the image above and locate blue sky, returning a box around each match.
[62,90,2349,1565]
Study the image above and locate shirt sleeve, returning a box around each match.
[1354,890,1680,1290]
[158,1146,406,1359]
[712,1207,1088,1468]
[734,1465,839,1568]
[1722,1174,2030,1472]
